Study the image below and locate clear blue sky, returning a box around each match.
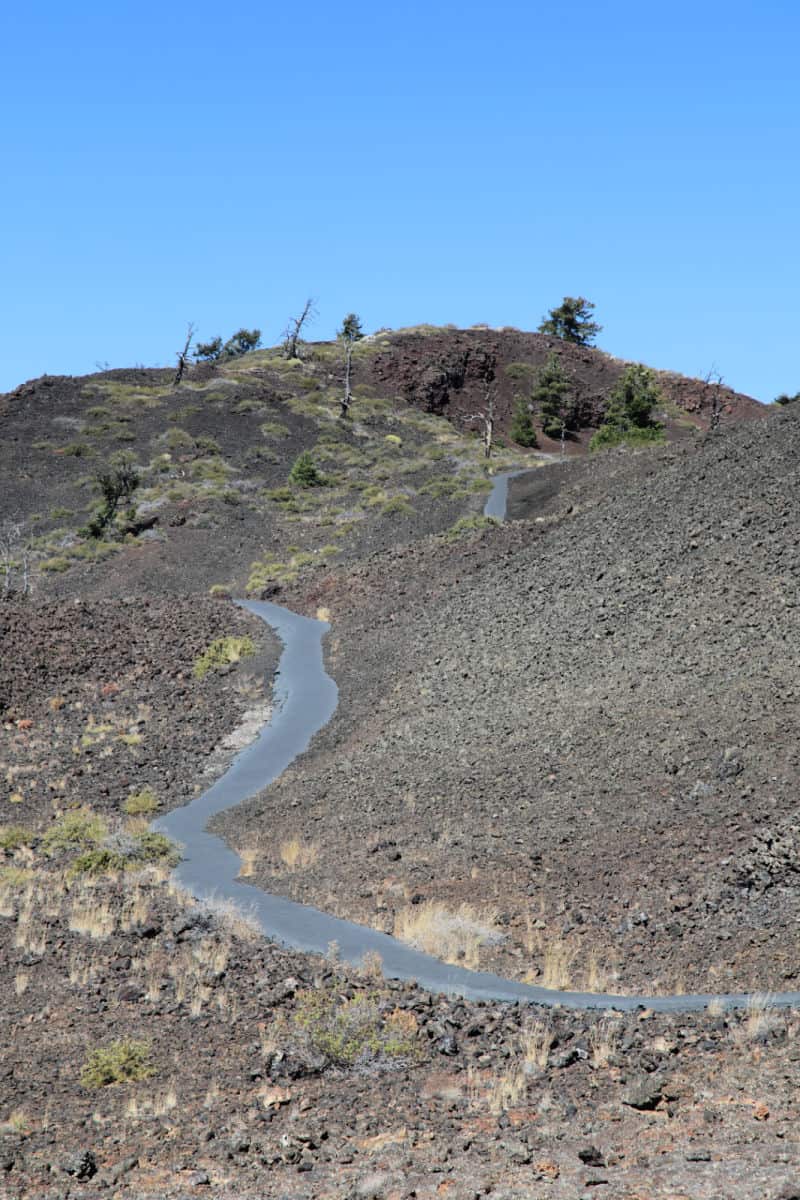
[2,0,798,401]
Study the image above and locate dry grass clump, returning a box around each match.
[68,892,116,939]
[732,993,783,1046]
[237,846,259,878]
[520,1018,553,1069]
[393,901,503,967]
[279,837,319,871]
[589,1014,623,1067]
[524,920,616,992]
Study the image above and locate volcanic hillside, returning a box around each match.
[0,326,763,603]
[219,399,800,1000]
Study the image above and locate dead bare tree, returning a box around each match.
[173,322,196,385]
[465,383,497,459]
[283,298,317,359]
[707,368,727,433]
[0,520,32,599]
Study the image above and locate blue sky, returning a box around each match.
[2,0,798,401]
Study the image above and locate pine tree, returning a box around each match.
[590,365,664,451]
[510,397,537,447]
[605,364,661,429]
[533,354,571,438]
[538,296,602,346]
[289,451,324,488]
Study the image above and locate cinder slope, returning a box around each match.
[224,404,799,996]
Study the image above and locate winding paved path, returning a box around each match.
[155,468,800,1013]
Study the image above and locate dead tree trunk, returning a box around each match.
[173,322,195,386]
[465,384,496,458]
[284,298,316,359]
[0,520,31,599]
[340,341,353,419]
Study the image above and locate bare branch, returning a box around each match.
[0,519,32,600]
[173,322,196,386]
[283,298,317,360]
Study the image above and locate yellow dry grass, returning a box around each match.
[393,901,501,968]
[279,837,319,871]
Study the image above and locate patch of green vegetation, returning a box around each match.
[123,787,159,816]
[190,457,232,483]
[504,362,536,383]
[0,826,33,852]
[80,1040,155,1088]
[382,497,414,516]
[40,556,72,573]
[43,809,107,855]
[193,635,256,679]
[246,545,333,595]
[233,397,264,414]
[260,421,290,439]
[84,381,170,410]
[167,403,201,422]
[194,434,222,455]
[244,446,280,466]
[0,865,34,889]
[159,427,195,452]
[289,452,326,488]
[589,424,666,452]
[290,986,421,1067]
[69,831,180,878]
[58,442,93,457]
[443,515,500,542]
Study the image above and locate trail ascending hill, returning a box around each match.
[220,403,800,997]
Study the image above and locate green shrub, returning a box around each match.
[510,397,537,447]
[444,515,500,542]
[123,787,159,816]
[289,452,325,488]
[43,809,107,855]
[382,497,414,516]
[134,831,180,866]
[193,635,256,679]
[0,826,33,852]
[589,424,665,452]
[40,556,71,572]
[292,987,420,1067]
[69,831,180,878]
[80,1040,155,1088]
[69,847,127,877]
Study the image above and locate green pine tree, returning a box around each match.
[590,364,664,451]
[510,397,537,447]
[289,451,324,488]
[538,296,602,346]
[533,354,571,439]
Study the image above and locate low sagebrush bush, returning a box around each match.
[80,1040,155,1088]
[123,787,159,816]
[43,809,107,855]
[0,826,33,852]
[193,635,255,680]
[292,987,420,1067]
